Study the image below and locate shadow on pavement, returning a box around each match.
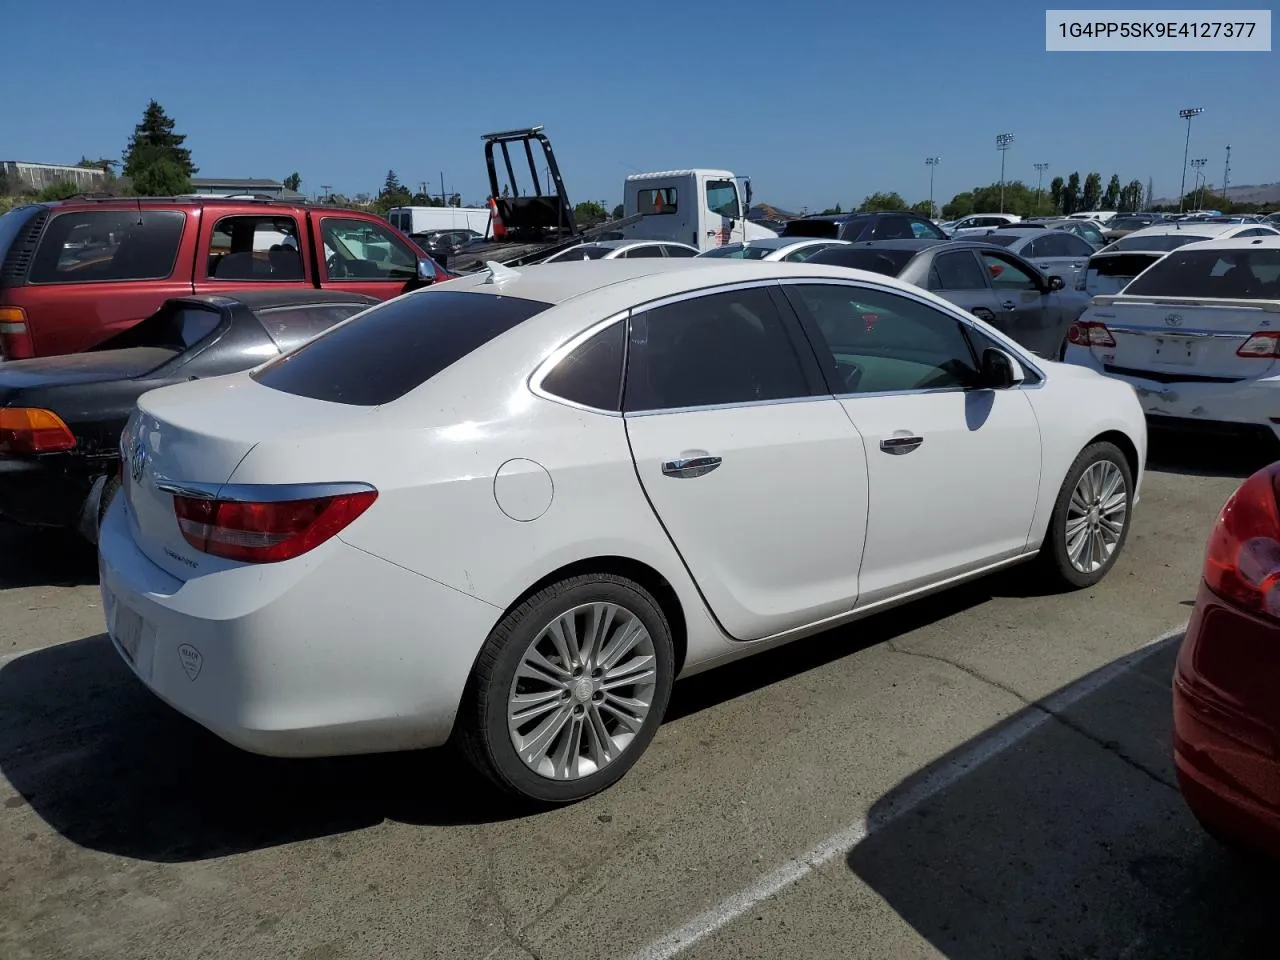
[1146,430,1276,481]
[0,521,97,590]
[847,637,1280,959]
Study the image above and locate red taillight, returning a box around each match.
[0,407,77,455]
[1237,332,1280,359]
[0,306,33,360]
[172,491,377,563]
[1204,465,1280,619]
[1067,321,1116,348]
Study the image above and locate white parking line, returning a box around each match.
[629,626,1187,960]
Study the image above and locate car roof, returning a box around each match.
[1122,222,1240,240]
[738,237,834,250]
[177,290,380,311]
[847,238,951,252]
[986,228,1042,237]
[1175,235,1280,253]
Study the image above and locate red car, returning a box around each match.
[1174,460,1280,858]
[0,196,451,359]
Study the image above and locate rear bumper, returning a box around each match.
[1064,347,1280,444]
[0,454,103,530]
[97,497,504,757]
[1173,583,1280,859]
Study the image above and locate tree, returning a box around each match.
[611,203,624,219]
[78,156,118,174]
[36,180,84,202]
[375,170,413,213]
[1145,177,1154,212]
[909,200,933,216]
[818,203,844,216]
[1049,177,1065,213]
[283,172,301,192]
[1118,179,1144,213]
[1082,172,1102,211]
[941,192,974,220]
[859,191,907,212]
[574,200,608,226]
[1062,172,1082,215]
[1102,174,1121,211]
[122,100,196,195]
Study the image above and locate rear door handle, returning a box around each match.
[661,455,722,478]
[880,435,923,455]
[1001,300,1017,310]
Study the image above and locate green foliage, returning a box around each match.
[612,203,625,219]
[859,191,907,212]
[1082,172,1102,211]
[1118,179,1144,212]
[574,201,608,226]
[122,100,196,195]
[375,169,412,214]
[818,203,843,216]
[941,192,974,220]
[1062,173,1081,215]
[283,172,302,192]
[1102,174,1122,210]
[909,200,934,216]
[78,156,118,174]
[35,180,84,202]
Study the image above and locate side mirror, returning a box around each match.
[1048,274,1065,291]
[980,347,1025,389]
[416,258,437,283]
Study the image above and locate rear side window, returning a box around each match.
[1124,249,1280,299]
[539,321,625,411]
[29,210,185,284]
[929,251,989,291]
[635,188,678,216]
[255,303,371,352]
[252,290,552,405]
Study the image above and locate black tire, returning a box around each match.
[457,573,675,804]
[1037,441,1134,590]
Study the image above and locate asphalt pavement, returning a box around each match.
[2,437,1279,960]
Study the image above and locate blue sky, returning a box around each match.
[8,0,1277,211]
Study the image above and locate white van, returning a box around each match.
[387,206,492,236]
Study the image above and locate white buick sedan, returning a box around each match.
[99,259,1146,804]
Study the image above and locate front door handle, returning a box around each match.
[662,455,722,478]
[1001,300,1017,310]
[880,435,923,455]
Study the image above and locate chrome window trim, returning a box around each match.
[773,275,1049,388]
[153,479,376,503]
[623,394,834,419]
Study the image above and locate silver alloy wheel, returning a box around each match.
[507,602,658,781]
[1066,459,1128,574]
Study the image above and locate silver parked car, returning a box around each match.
[979,228,1097,291]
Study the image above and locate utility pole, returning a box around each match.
[1034,162,1050,211]
[1190,158,1207,211]
[1222,145,1232,210]
[320,184,332,203]
[996,133,1014,213]
[1178,107,1205,212]
[925,157,941,218]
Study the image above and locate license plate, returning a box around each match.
[112,602,144,665]
[1153,336,1196,366]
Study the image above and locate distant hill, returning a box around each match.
[1153,182,1280,206]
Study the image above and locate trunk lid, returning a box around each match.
[1084,252,1165,296]
[121,374,372,581]
[1084,296,1280,382]
[0,348,177,405]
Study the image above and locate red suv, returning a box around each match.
[0,196,451,359]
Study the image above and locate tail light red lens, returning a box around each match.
[1204,465,1280,619]
[172,490,377,563]
[1067,321,1116,348]
[0,408,77,455]
[1237,332,1280,358]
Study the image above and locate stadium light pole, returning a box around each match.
[1190,158,1207,211]
[925,157,941,218]
[1178,107,1205,212]
[996,133,1014,213]
[1034,162,1050,211]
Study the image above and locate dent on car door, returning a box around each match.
[781,281,1042,603]
[620,285,869,641]
[978,251,1060,358]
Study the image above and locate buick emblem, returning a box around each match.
[129,440,148,484]
[1164,313,1183,327]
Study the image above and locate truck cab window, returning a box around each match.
[705,180,739,219]
[320,218,417,281]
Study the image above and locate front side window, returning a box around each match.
[635,188,678,216]
[252,290,551,406]
[539,321,625,411]
[623,287,812,412]
[208,215,303,281]
[29,210,185,284]
[320,217,417,281]
[783,283,980,394]
[981,252,1040,291]
[705,180,739,219]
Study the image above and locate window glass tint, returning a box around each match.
[624,287,811,412]
[783,218,841,239]
[1111,233,1207,252]
[782,243,833,262]
[1056,233,1094,257]
[624,244,664,258]
[636,188,678,215]
[209,215,303,280]
[982,234,1020,248]
[930,251,988,290]
[1124,249,1280,298]
[29,210,185,284]
[321,217,417,281]
[257,303,370,352]
[705,180,739,219]
[95,304,222,352]
[835,216,872,240]
[910,220,945,239]
[784,284,979,394]
[807,247,914,276]
[870,217,917,241]
[253,290,552,405]
[981,253,1039,290]
[540,321,625,411]
[661,244,697,258]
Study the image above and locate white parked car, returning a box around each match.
[540,239,699,262]
[694,237,850,261]
[99,259,1147,803]
[949,213,1022,238]
[1066,235,1280,443]
[1084,222,1279,297]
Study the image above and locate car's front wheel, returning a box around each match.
[1037,441,1134,589]
[457,573,675,804]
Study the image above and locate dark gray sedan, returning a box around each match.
[807,240,1091,360]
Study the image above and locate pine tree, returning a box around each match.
[122,100,196,184]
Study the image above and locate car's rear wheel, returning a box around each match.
[1037,441,1134,589]
[457,573,675,804]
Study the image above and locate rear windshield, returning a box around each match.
[1109,233,1208,253]
[782,219,843,239]
[252,289,552,405]
[981,234,1019,247]
[1123,248,1280,299]
[94,304,223,352]
[807,247,916,277]
[698,243,772,260]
